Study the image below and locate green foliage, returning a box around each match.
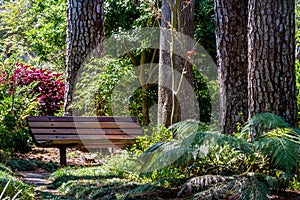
[132,113,300,199]
[0,60,40,153]
[256,138,299,174]
[49,162,142,199]
[103,151,141,179]
[194,0,216,60]
[0,124,32,153]
[104,0,158,36]
[0,0,66,68]
[73,57,136,116]
[0,170,35,200]
[3,158,58,172]
[130,126,172,156]
[242,112,295,136]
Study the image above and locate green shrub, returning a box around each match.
[130,126,173,156]
[0,0,66,68]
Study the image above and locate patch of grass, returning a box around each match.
[0,170,35,200]
[5,158,58,172]
[48,152,151,199]
[50,166,117,189]
[59,179,139,199]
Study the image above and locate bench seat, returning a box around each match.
[26,116,143,165]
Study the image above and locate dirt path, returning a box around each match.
[19,171,59,195]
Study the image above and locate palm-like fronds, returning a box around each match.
[139,128,253,174]
[134,113,300,199]
[255,137,299,174]
[139,141,183,172]
[241,112,300,142]
[169,119,207,140]
[239,175,270,200]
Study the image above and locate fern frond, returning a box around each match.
[255,137,299,174]
[262,128,300,145]
[177,175,227,197]
[241,112,292,141]
[240,175,270,200]
[169,119,207,140]
[139,130,253,173]
[139,141,183,172]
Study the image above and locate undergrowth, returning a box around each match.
[38,113,300,199]
[0,170,35,200]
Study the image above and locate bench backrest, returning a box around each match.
[26,116,143,149]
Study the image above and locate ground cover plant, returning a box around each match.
[0,164,35,200]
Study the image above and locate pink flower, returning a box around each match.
[186,50,196,56]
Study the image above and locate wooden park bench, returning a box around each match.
[26,116,143,165]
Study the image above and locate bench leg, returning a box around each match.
[59,147,67,166]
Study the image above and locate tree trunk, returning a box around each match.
[64,0,104,116]
[158,0,196,127]
[215,0,249,134]
[248,0,297,126]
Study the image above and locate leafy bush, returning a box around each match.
[1,61,64,116]
[0,0,66,68]
[0,60,64,153]
[11,62,65,115]
[130,126,173,156]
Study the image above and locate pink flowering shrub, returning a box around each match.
[1,62,65,115]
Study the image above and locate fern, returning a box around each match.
[169,119,207,139]
[139,130,253,174]
[139,141,184,172]
[255,137,299,174]
[134,115,300,198]
[239,175,270,200]
[241,112,300,142]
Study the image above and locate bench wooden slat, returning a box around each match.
[29,128,143,135]
[39,140,135,145]
[78,143,133,149]
[34,135,137,140]
[26,116,138,122]
[42,140,136,145]
[28,122,140,129]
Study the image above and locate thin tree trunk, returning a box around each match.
[248,0,297,126]
[215,0,248,134]
[158,0,196,127]
[64,0,104,116]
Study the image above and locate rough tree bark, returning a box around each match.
[158,0,196,127]
[215,0,249,134]
[248,0,297,126]
[64,0,104,116]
